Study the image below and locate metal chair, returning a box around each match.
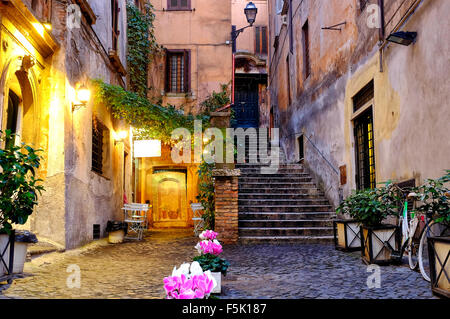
[191,203,205,236]
[122,203,150,240]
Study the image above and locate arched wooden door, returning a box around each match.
[151,170,188,228]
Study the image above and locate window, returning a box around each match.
[92,118,109,175]
[360,0,369,11]
[286,56,291,106]
[255,26,268,55]
[354,109,376,190]
[167,0,191,10]
[352,80,374,112]
[111,0,120,51]
[302,20,310,78]
[289,0,293,54]
[6,90,20,149]
[165,50,190,94]
[297,135,304,162]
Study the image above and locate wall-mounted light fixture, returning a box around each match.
[114,131,128,145]
[386,31,417,46]
[72,84,91,111]
[134,140,162,158]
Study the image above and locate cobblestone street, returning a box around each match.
[0,230,434,299]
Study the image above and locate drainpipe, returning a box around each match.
[378,0,385,72]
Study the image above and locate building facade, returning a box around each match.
[137,0,232,229]
[268,0,450,207]
[0,0,132,249]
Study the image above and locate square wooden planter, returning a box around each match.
[428,236,450,298]
[360,224,399,265]
[333,219,361,251]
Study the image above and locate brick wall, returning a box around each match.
[213,170,240,244]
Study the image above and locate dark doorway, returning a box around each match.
[233,75,260,128]
[354,108,376,190]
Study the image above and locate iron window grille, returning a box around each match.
[255,26,268,55]
[165,50,190,94]
[354,109,376,190]
[167,0,191,11]
[353,80,374,112]
[302,20,310,79]
[92,119,106,175]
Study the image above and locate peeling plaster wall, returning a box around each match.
[0,0,131,249]
[269,0,450,208]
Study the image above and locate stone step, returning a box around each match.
[238,188,323,195]
[239,172,310,177]
[238,235,334,244]
[239,177,313,183]
[239,205,333,212]
[239,227,334,237]
[239,219,333,228]
[238,198,330,206]
[238,193,325,199]
[239,212,335,220]
[239,182,317,189]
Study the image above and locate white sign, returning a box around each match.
[134,140,161,158]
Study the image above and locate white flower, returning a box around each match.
[199,231,207,240]
[195,242,202,254]
[190,261,204,276]
[172,262,191,277]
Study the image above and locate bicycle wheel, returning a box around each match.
[418,221,450,281]
[407,218,421,270]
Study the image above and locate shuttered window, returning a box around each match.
[302,20,310,78]
[165,50,191,93]
[92,119,107,175]
[167,0,191,10]
[255,26,268,55]
[111,0,120,51]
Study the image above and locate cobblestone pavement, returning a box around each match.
[0,230,435,299]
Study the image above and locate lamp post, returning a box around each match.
[231,2,258,43]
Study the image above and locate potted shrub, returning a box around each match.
[332,218,361,252]
[337,182,402,264]
[0,130,44,278]
[193,230,229,294]
[105,221,127,244]
[414,171,450,294]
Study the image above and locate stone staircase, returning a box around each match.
[235,137,335,243]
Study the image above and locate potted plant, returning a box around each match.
[337,182,402,264]
[0,130,44,278]
[163,261,217,299]
[105,221,127,244]
[413,171,450,296]
[193,230,229,294]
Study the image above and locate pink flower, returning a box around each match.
[199,230,218,240]
[195,240,223,256]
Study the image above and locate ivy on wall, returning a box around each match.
[93,79,209,143]
[127,1,160,97]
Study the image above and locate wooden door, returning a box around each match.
[233,78,259,128]
[151,171,188,228]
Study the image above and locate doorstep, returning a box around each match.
[26,238,65,260]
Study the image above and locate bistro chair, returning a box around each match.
[122,203,150,240]
[190,202,205,237]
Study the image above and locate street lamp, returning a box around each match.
[72,84,91,111]
[386,31,417,46]
[231,2,258,42]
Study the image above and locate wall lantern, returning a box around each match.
[386,31,417,46]
[244,2,258,26]
[134,140,161,158]
[231,2,258,42]
[114,131,128,145]
[72,84,91,111]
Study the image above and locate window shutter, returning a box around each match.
[262,27,268,54]
[165,49,170,92]
[184,50,191,93]
[255,27,261,54]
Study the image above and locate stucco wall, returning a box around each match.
[148,0,232,114]
[0,0,132,249]
[269,0,450,208]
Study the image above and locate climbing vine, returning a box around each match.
[199,83,231,115]
[93,79,209,143]
[127,1,160,97]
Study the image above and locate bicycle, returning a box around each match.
[387,190,450,282]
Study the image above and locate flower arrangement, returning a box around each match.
[163,261,217,299]
[199,230,218,241]
[195,239,223,256]
[193,230,230,275]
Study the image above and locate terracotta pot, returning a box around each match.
[108,230,125,244]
